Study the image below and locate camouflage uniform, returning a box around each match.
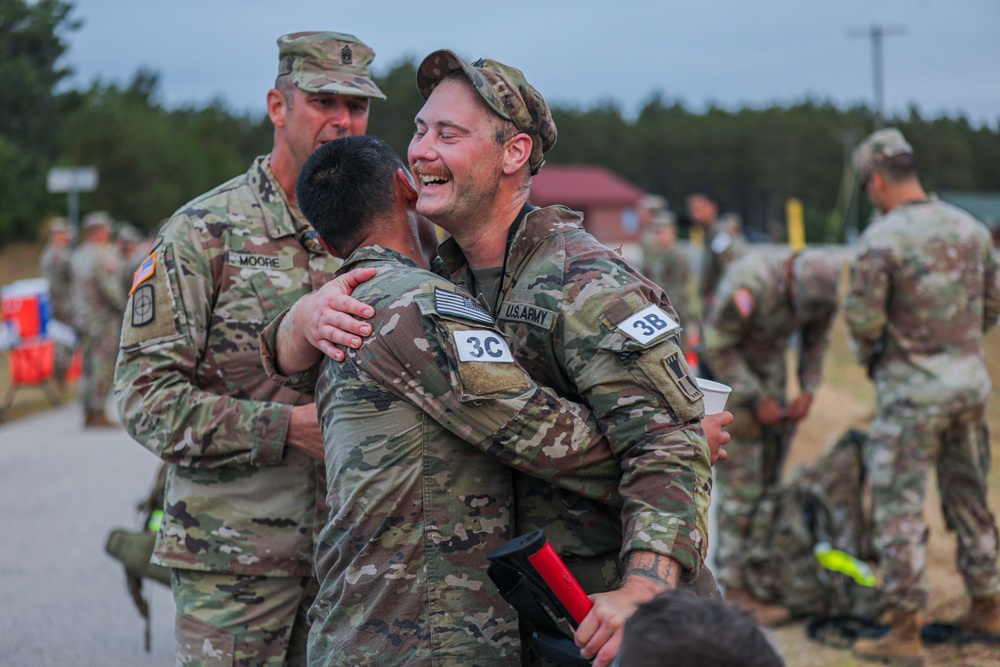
[845,196,1000,612]
[438,205,714,593]
[260,245,625,666]
[71,212,126,417]
[41,220,75,378]
[642,239,691,336]
[115,155,339,666]
[698,215,747,319]
[702,247,838,590]
[115,30,384,667]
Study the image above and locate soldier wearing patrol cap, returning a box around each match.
[701,246,840,626]
[114,31,383,666]
[71,210,125,426]
[846,128,1000,666]
[297,49,734,667]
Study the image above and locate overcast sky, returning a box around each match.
[61,0,999,127]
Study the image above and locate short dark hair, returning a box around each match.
[295,135,407,257]
[617,591,784,667]
[875,153,918,184]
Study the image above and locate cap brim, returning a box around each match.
[293,74,386,100]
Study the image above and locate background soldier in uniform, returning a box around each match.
[641,212,692,350]
[114,32,384,666]
[701,247,840,625]
[71,210,124,426]
[846,128,1000,666]
[40,216,76,383]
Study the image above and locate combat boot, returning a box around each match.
[723,587,792,627]
[958,593,1000,634]
[84,411,118,428]
[853,606,924,666]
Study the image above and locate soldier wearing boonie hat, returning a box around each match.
[846,125,1000,665]
[114,28,385,667]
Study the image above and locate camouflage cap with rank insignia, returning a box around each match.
[852,127,913,185]
[277,31,386,100]
[416,49,556,175]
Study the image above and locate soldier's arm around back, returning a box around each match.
[115,215,293,469]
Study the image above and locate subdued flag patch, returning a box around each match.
[434,287,495,325]
[130,252,156,295]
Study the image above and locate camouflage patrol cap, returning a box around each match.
[116,224,143,244]
[82,210,114,231]
[277,31,386,100]
[48,216,69,234]
[853,128,913,184]
[416,49,556,174]
[791,249,841,321]
[650,212,677,228]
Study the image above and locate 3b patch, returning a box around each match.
[616,304,679,345]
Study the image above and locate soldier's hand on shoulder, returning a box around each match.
[293,266,377,362]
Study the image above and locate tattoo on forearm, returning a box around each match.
[624,552,680,588]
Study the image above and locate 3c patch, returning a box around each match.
[131,284,155,327]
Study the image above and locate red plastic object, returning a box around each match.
[65,349,83,382]
[526,541,594,624]
[2,294,42,339]
[9,338,55,384]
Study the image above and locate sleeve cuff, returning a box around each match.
[250,402,292,467]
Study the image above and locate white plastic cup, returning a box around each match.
[696,378,732,414]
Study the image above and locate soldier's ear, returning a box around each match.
[396,169,418,207]
[267,89,288,128]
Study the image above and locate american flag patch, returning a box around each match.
[732,287,755,318]
[434,287,494,325]
[129,252,156,295]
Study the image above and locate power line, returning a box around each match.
[848,24,906,128]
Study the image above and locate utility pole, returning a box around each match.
[848,24,905,128]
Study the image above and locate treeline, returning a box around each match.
[4,0,999,248]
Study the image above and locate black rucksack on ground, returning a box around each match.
[741,428,884,619]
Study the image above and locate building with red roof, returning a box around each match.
[529,164,647,246]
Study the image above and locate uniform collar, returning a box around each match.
[338,244,422,275]
[249,155,312,241]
